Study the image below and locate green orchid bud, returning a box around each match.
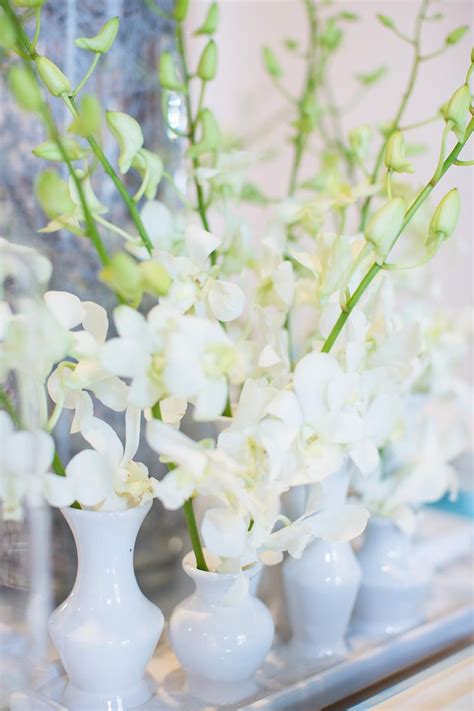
[68,94,102,137]
[377,14,395,29]
[445,26,468,46]
[262,47,282,78]
[36,56,71,96]
[356,66,388,87]
[443,84,471,140]
[0,10,16,49]
[12,0,45,6]
[195,2,218,35]
[35,169,75,219]
[106,110,144,173]
[139,261,171,297]
[188,108,220,157]
[158,52,183,91]
[33,137,88,162]
[320,20,342,51]
[75,17,119,54]
[8,65,42,112]
[68,169,107,217]
[349,125,372,161]
[174,0,189,22]
[197,39,217,82]
[100,253,143,307]
[384,130,414,174]
[132,149,163,201]
[365,197,406,264]
[427,188,460,248]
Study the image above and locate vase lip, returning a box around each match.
[60,499,152,520]
[182,550,261,581]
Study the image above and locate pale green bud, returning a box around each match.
[33,137,88,162]
[68,169,107,217]
[132,149,163,201]
[139,261,171,297]
[195,2,218,35]
[320,20,342,51]
[68,94,102,137]
[75,17,119,54]
[8,65,42,112]
[384,130,414,174]
[197,40,217,82]
[445,26,468,46]
[36,56,71,96]
[0,10,16,49]
[174,0,189,22]
[349,125,371,161]
[106,110,144,173]
[377,14,395,29]
[188,108,220,157]
[158,52,183,91]
[365,197,406,264]
[443,84,471,140]
[262,46,282,78]
[35,169,75,219]
[100,253,143,307]
[427,188,460,248]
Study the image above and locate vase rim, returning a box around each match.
[60,499,152,519]
[182,550,261,581]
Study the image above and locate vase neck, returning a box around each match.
[183,554,257,606]
[322,460,352,506]
[364,516,411,556]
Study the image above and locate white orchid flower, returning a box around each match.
[44,408,158,511]
[0,412,55,521]
[146,419,246,511]
[45,292,128,431]
[158,224,245,322]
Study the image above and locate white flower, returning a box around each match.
[0,412,55,520]
[44,408,158,510]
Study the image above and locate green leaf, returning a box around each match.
[195,2,218,35]
[33,137,88,162]
[75,17,120,54]
[356,65,388,86]
[377,14,395,29]
[445,26,468,45]
[106,110,144,173]
[262,47,282,78]
[35,169,75,219]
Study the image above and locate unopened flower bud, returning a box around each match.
[349,125,371,161]
[8,65,42,112]
[139,261,171,297]
[427,188,460,248]
[195,2,218,35]
[174,0,189,22]
[68,94,102,138]
[384,130,414,174]
[197,40,217,82]
[0,10,16,49]
[262,46,282,78]
[132,149,163,200]
[365,197,406,264]
[106,110,144,173]
[158,52,183,91]
[100,253,143,307]
[443,84,471,140]
[33,137,87,162]
[36,56,71,96]
[75,17,119,54]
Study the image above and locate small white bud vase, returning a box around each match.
[282,465,362,659]
[351,516,433,637]
[48,501,164,710]
[169,552,275,705]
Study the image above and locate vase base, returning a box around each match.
[185,671,258,705]
[61,674,155,710]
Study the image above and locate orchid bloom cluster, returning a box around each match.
[1,0,472,571]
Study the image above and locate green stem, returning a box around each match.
[455,159,474,166]
[175,22,211,234]
[183,498,209,572]
[322,116,474,353]
[73,52,100,96]
[31,6,40,51]
[359,0,429,231]
[0,386,20,427]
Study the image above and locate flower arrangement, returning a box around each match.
[0,0,472,702]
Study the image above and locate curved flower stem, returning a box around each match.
[359,0,429,232]
[73,52,100,97]
[183,498,209,572]
[322,117,474,353]
[175,23,211,234]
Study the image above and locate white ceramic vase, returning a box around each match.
[282,465,361,659]
[351,516,433,637]
[169,552,275,705]
[48,501,164,711]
